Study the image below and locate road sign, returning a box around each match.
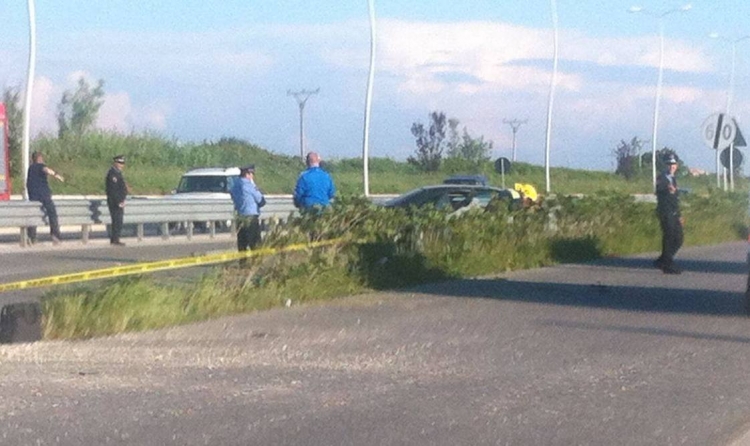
[702,113,737,150]
[720,147,743,169]
[494,157,511,174]
[733,119,746,147]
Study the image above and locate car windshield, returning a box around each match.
[175,175,237,193]
[385,188,446,208]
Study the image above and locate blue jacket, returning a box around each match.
[230,178,264,216]
[293,167,335,208]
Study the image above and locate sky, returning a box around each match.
[2,1,750,173]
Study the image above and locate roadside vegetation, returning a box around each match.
[9,131,741,197]
[41,191,748,340]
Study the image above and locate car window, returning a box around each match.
[445,190,474,210]
[176,176,234,193]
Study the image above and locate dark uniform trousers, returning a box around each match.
[108,204,124,244]
[658,211,683,267]
[236,215,261,252]
[28,197,61,242]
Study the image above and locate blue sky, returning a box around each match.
[2,1,750,172]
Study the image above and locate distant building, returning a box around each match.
[688,168,707,176]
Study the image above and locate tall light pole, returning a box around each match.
[22,0,37,200]
[361,0,376,197]
[543,0,558,194]
[709,32,750,192]
[287,88,319,160]
[503,118,527,162]
[628,4,692,191]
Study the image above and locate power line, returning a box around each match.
[287,88,320,160]
[503,118,528,162]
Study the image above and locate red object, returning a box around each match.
[0,103,10,200]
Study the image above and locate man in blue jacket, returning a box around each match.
[230,165,265,255]
[293,152,335,210]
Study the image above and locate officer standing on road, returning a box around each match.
[654,155,683,274]
[105,155,128,246]
[293,152,335,211]
[26,151,65,245]
[230,165,265,257]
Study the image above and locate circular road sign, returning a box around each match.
[720,147,743,169]
[494,157,511,174]
[702,113,736,150]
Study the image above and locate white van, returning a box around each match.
[171,167,240,199]
[169,167,241,232]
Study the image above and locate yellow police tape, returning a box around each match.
[0,238,344,293]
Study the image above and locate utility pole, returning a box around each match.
[503,118,527,162]
[287,88,319,160]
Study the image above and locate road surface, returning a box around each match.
[0,242,749,445]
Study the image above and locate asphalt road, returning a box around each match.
[1,242,750,445]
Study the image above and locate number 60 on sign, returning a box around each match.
[702,113,736,150]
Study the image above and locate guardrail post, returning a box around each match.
[186,221,193,241]
[82,225,90,244]
[19,227,28,248]
[137,224,144,242]
[161,223,170,240]
[209,221,216,239]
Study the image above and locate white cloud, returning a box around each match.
[29,76,61,136]
[23,73,170,136]
[320,19,713,98]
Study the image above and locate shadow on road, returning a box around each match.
[593,256,746,275]
[537,319,750,344]
[410,256,747,319]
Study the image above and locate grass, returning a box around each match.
[11,131,744,197]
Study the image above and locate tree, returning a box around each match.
[613,137,643,179]
[448,128,493,165]
[2,86,23,178]
[641,147,685,175]
[446,118,461,155]
[57,77,105,139]
[408,111,447,172]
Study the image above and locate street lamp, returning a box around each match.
[628,3,692,191]
[709,32,750,191]
[22,0,37,200]
[361,0,376,197]
[543,0,558,194]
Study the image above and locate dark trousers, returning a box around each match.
[108,204,124,243]
[28,197,60,242]
[658,213,683,267]
[236,215,261,252]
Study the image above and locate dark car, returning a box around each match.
[383,184,518,212]
[443,174,489,186]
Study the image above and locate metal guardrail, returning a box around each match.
[0,196,299,247]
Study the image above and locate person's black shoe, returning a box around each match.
[662,265,682,275]
[653,258,664,269]
[110,241,126,247]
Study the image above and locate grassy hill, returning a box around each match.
[11,131,741,196]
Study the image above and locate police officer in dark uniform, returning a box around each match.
[654,155,683,274]
[105,155,128,246]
